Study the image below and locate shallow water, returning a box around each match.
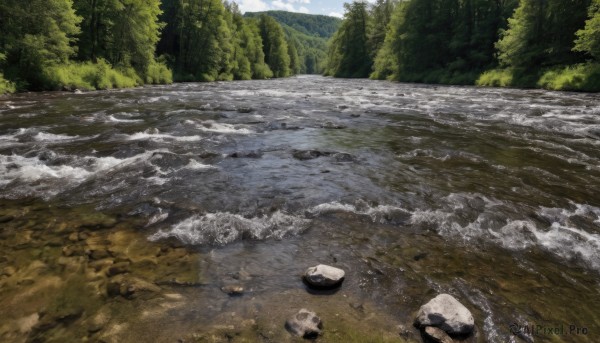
[0,76,599,342]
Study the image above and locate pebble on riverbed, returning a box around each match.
[414,294,474,335]
[285,309,322,338]
[303,264,345,289]
[221,284,244,296]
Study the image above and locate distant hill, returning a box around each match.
[244,10,340,74]
[244,11,342,38]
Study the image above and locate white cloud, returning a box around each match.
[237,0,312,14]
[328,11,343,18]
[237,0,271,13]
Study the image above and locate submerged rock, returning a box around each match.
[0,215,15,223]
[236,107,255,113]
[424,326,454,343]
[221,284,244,296]
[292,149,328,161]
[321,121,346,129]
[415,294,474,335]
[107,275,161,299]
[228,151,263,159]
[285,309,322,338]
[304,264,345,289]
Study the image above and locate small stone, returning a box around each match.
[0,215,15,223]
[425,326,454,343]
[321,121,346,129]
[1,266,16,277]
[221,285,244,296]
[304,264,345,289]
[62,245,84,257]
[236,107,254,113]
[285,309,322,338]
[415,294,474,335]
[106,262,130,276]
[89,249,110,260]
[68,232,80,242]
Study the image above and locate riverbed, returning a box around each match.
[0,76,599,342]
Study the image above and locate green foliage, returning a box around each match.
[370,0,517,83]
[326,1,372,78]
[574,0,600,60]
[244,10,342,38]
[146,59,174,84]
[476,69,515,87]
[74,0,164,81]
[0,73,15,94]
[259,15,291,78]
[537,63,600,91]
[282,25,328,74]
[0,0,82,89]
[497,0,591,69]
[44,59,138,91]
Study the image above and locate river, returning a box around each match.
[0,75,599,342]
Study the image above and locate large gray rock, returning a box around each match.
[304,264,345,288]
[415,294,474,335]
[285,309,322,338]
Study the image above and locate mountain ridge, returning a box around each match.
[244,10,342,39]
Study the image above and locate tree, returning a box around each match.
[368,0,397,60]
[574,0,600,60]
[326,1,372,78]
[0,0,82,89]
[497,0,590,69]
[371,0,518,83]
[259,15,291,78]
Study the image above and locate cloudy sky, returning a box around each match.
[236,0,373,18]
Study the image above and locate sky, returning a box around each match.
[236,0,375,18]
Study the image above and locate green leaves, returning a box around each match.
[326,1,372,78]
[575,0,600,60]
[259,15,291,78]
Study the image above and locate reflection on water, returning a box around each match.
[0,76,599,342]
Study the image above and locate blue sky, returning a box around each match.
[236,0,373,18]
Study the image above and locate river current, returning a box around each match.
[0,76,599,342]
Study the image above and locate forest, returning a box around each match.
[2,0,600,94]
[0,1,336,93]
[327,0,600,91]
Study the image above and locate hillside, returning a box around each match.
[244,11,340,74]
[244,10,341,38]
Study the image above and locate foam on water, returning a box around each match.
[0,150,165,197]
[127,129,202,142]
[149,211,310,245]
[33,132,81,142]
[108,114,144,123]
[196,121,253,134]
[310,197,600,272]
[184,159,217,171]
[310,201,411,224]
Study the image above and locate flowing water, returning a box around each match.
[0,76,599,342]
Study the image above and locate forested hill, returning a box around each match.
[244,11,341,75]
[244,11,342,38]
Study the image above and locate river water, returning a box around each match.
[0,76,599,342]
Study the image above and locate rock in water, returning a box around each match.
[285,309,322,338]
[221,285,244,296]
[415,294,474,335]
[304,264,345,289]
[424,326,454,343]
